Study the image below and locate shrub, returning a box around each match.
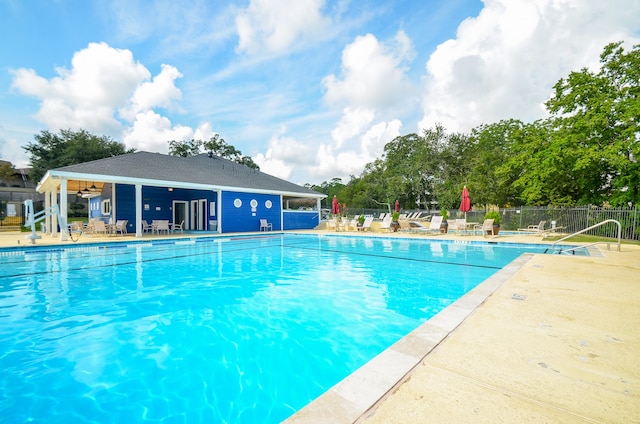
[484,210,501,225]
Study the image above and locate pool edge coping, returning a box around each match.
[283,253,535,423]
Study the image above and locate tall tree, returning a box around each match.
[469,120,524,207]
[544,41,640,206]
[168,134,260,170]
[23,129,134,183]
[168,139,202,157]
[382,126,471,210]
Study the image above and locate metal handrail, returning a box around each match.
[548,219,621,253]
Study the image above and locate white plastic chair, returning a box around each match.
[171,220,184,233]
[260,219,273,231]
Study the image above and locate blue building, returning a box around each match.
[36,152,325,237]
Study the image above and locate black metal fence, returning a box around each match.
[447,206,638,240]
[345,205,639,240]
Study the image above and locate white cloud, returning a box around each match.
[305,31,412,183]
[307,118,402,182]
[11,42,149,134]
[252,128,315,180]
[122,111,195,153]
[235,0,330,55]
[331,107,375,149]
[322,31,415,110]
[119,64,184,121]
[9,42,207,155]
[418,0,640,133]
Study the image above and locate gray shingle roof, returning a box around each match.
[53,151,322,197]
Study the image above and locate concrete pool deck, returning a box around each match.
[1,229,638,423]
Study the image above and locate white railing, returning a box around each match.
[546,219,621,254]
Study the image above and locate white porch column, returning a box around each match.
[59,179,68,241]
[135,184,142,238]
[44,190,51,234]
[217,190,222,233]
[280,195,284,231]
[51,185,59,235]
[111,183,116,224]
[316,198,322,225]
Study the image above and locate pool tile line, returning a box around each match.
[285,254,535,423]
[316,232,580,251]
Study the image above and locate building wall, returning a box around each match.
[283,210,320,230]
[88,184,319,234]
[221,191,281,232]
[113,185,217,231]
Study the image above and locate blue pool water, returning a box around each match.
[0,234,562,423]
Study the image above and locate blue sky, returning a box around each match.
[1,0,639,185]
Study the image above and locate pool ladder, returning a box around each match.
[544,219,622,254]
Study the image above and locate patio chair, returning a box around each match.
[141,220,152,233]
[260,219,273,231]
[171,220,184,233]
[92,220,109,235]
[113,220,128,236]
[474,219,495,237]
[399,219,412,232]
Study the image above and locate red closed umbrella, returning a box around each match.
[459,186,471,218]
[332,195,340,215]
[395,199,400,212]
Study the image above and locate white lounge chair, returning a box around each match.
[425,215,443,233]
[361,216,374,231]
[518,220,546,233]
[380,215,392,232]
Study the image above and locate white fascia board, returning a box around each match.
[47,171,213,191]
[214,184,325,198]
[35,170,52,192]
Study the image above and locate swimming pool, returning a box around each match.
[0,234,567,423]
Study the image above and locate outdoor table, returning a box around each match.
[465,222,479,235]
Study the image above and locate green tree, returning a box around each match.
[469,120,524,207]
[168,134,260,170]
[168,139,202,157]
[381,126,471,210]
[23,129,134,183]
[0,161,16,181]
[544,41,640,206]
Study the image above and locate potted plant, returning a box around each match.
[357,215,365,229]
[440,209,449,233]
[484,210,501,235]
[391,211,400,232]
